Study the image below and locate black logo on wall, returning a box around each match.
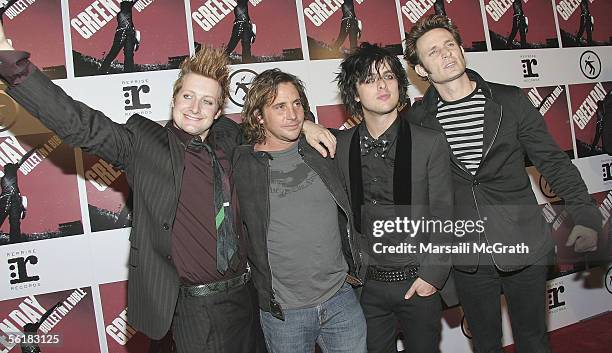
[521,58,539,79]
[602,161,612,182]
[229,69,258,107]
[8,255,39,285]
[539,175,557,198]
[547,285,566,310]
[124,85,152,111]
[579,51,601,80]
[605,267,612,294]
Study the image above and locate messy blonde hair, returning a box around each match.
[172,46,231,105]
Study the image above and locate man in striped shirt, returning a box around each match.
[404,14,601,353]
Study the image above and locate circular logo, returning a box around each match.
[539,175,557,199]
[605,266,612,294]
[228,69,258,107]
[461,314,473,339]
[579,51,601,80]
[0,91,19,132]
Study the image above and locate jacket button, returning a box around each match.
[472,180,479,186]
[162,222,170,231]
[166,255,172,262]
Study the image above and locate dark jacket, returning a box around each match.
[335,119,457,306]
[7,68,244,339]
[232,137,364,319]
[407,69,601,272]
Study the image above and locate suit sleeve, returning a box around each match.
[6,68,135,171]
[418,132,453,289]
[515,87,601,232]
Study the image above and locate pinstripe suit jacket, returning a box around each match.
[7,69,243,339]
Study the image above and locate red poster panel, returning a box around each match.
[1,0,67,79]
[82,153,132,233]
[399,0,487,52]
[99,281,176,353]
[556,0,612,47]
[0,288,100,353]
[303,0,403,60]
[69,0,190,77]
[316,104,360,130]
[484,0,559,50]
[191,0,303,64]
[568,81,611,158]
[0,133,83,246]
[521,85,573,155]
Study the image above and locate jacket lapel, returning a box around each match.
[481,97,502,162]
[167,129,185,195]
[348,128,364,233]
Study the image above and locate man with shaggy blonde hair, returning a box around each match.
[0,20,266,352]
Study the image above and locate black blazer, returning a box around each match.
[335,118,457,306]
[408,69,601,272]
[8,69,243,339]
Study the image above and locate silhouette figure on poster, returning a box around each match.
[576,0,593,46]
[0,0,17,25]
[21,302,62,353]
[434,0,446,16]
[0,146,38,244]
[593,93,612,154]
[506,0,528,49]
[224,0,255,63]
[333,0,361,52]
[99,0,139,74]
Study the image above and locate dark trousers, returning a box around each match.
[454,255,551,353]
[576,17,593,45]
[225,23,252,63]
[172,280,266,353]
[100,28,136,74]
[506,17,527,48]
[333,19,358,51]
[0,192,23,243]
[360,278,442,353]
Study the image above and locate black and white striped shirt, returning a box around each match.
[437,88,486,175]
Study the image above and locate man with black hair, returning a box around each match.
[404,14,601,353]
[335,42,455,353]
[99,0,138,74]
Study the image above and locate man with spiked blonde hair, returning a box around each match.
[0,22,268,351]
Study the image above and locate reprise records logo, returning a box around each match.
[7,250,40,289]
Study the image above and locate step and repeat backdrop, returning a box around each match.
[0,0,611,352]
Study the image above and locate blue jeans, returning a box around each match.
[259,282,367,353]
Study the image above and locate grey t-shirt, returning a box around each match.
[267,143,348,309]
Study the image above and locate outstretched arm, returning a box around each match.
[0,22,135,170]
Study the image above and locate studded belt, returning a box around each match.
[366,265,419,282]
[179,271,250,297]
